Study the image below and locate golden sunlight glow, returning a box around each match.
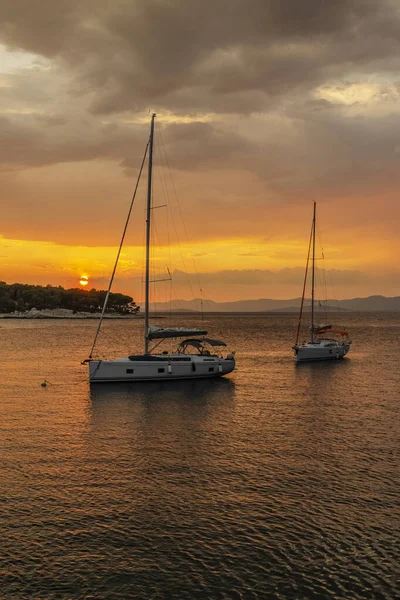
[132,112,214,124]
[315,82,400,106]
[1,229,399,300]
[0,44,45,74]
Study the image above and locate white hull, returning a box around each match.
[89,354,235,383]
[294,341,350,363]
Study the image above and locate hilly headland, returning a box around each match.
[1,282,399,318]
[0,282,139,318]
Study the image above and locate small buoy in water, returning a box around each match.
[41,380,48,387]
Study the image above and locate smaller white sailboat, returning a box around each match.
[293,202,352,363]
[85,114,236,383]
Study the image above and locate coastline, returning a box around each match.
[0,308,144,320]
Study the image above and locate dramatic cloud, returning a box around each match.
[1,0,400,299]
[2,0,399,113]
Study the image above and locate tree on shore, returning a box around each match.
[0,282,140,314]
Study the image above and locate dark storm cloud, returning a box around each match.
[0,113,257,175]
[0,114,147,169]
[1,0,400,201]
[1,0,400,115]
[72,0,400,115]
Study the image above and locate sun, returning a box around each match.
[79,275,89,287]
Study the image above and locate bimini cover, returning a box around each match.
[180,338,227,348]
[148,325,208,340]
[329,329,349,337]
[314,324,332,333]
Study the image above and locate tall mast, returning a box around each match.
[295,221,313,346]
[144,113,156,354]
[311,201,316,343]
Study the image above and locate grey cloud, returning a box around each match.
[0,114,148,169]
[0,0,84,57]
[0,112,257,179]
[1,0,400,218]
[1,1,400,116]
[88,1,400,116]
[2,100,400,207]
[35,114,68,126]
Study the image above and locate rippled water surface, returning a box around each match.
[1,313,399,599]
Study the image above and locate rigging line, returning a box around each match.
[150,162,171,314]
[166,196,172,324]
[151,147,171,312]
[151,155,171,314]
[157,131,202,318]
[200,294,214,314]
[159,128,199,252]
[295,218,313,346]
[322,255,329,322]
[315,267,326,324]
[316,225,329,317]
[152,129,171,316]
[164,192,201,313]
[140,190,146,343]
[150,142,156,320]
[317,221,340,313]
[144,113,156,354]
[155,137,173,323]
[316,225,333,319]
[96,324,134,348]
[155,139,172,209]
[200,287,204,321]
[89,140,149,359]
[311,202,316,343]
[158,128,202,313]
[147,121,156,324]
[152,134,172,320]
[326,254,340,312]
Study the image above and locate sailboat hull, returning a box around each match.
[294,341,351,363]
[86,115,237,381]
[89,355,235,383]
[293,202,353,366]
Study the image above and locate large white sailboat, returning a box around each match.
[293,202,352,363]
[86,114,236,383]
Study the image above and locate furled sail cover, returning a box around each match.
[148,326,208,340]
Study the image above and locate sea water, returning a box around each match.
[1,314,399,599]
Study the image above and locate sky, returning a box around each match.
[1,0,400,302]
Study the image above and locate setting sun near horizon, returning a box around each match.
[0,0,399,303]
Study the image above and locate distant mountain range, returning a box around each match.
[150,295,400,312]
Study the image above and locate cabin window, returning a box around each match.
[158,368,165,373]
[126,369,134,374]
[208,367,214,372]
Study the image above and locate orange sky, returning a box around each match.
[1,1,399,302]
